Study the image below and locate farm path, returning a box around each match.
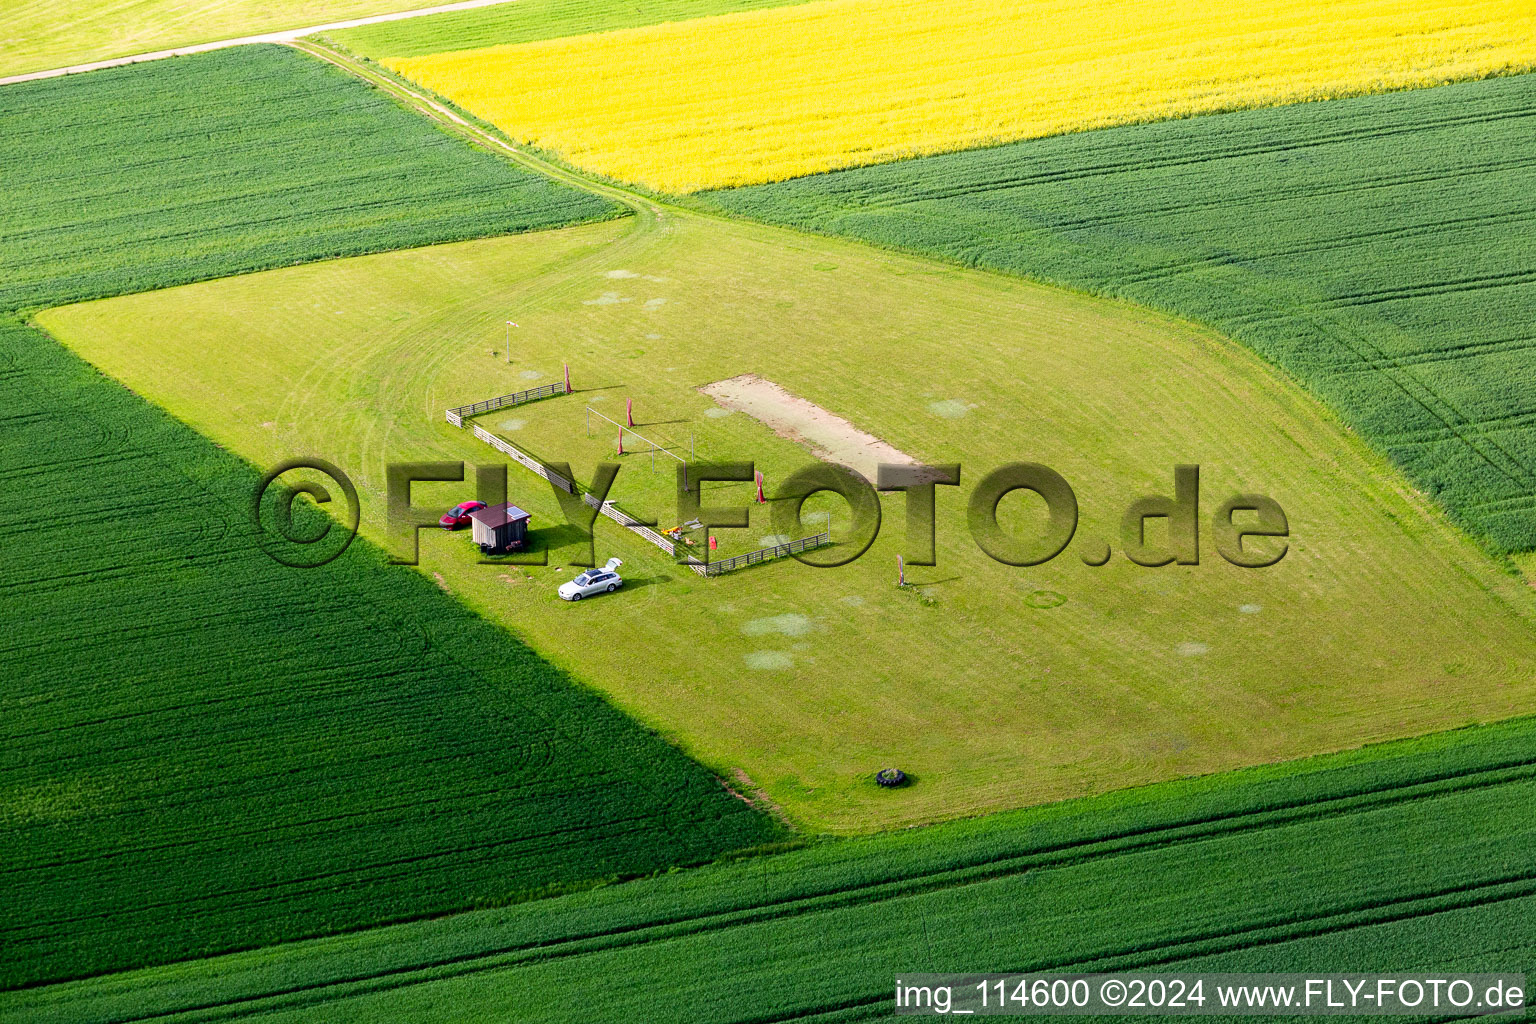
[275,39,675,480]
[287,38,660,220]
[0,0,524,86]
[35,34,1536,834]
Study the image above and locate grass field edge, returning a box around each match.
[0,313,787,990]
[678,184,1536,582]
[50,39,1536,836]
[8,708,1536,1020]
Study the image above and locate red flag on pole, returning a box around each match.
[617,429,623,455]
[709,535,718,551]
[626,397,634,427]
[755,470,765,504]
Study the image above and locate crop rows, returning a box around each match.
[10,713,1536,1021]
[383,0,1536,192]
[42,197,1536,832]
[0,44,618,313]
[0,318,778,989]
[0,43,768,991]
[702,72,1536,552]
[6,24,1536,1014]
[0,316,779,988]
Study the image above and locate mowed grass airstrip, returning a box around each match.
[383,0,1536,191]
[702,72,1536,554]
[38,209,1536,832]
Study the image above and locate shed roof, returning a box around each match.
[468,502,531,528]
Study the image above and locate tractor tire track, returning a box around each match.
[66,755,1536,1021]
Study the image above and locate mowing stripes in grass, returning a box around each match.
[0,44,618,313]
[0,40,781,991]
[700,73,1536,552]
[0,318,777,989]
[42,215,1536,832]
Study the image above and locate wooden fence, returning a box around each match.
[471,425,685,565]
[468,418,806,578]
[446,381,567,426]
[471,425,573,493]
[694,532,830,577]
[584,496,683,560]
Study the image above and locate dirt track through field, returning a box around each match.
[700,374,914,482]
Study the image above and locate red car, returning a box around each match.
[440,500,486,530]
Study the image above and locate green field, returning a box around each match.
[699,72,1536,555]
[0,0,448,77]
[0,318,777,989]
[10,714,1536,1022]
[0,44,774,990]
[37,206,1536,832]
[9,26,1536,1016]
[0,44,616,312]
[327,0,815,61]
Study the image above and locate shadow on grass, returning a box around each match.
[908,575,961,587]
[617,574,671,591]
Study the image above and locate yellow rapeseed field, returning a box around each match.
[387,0,1536,192]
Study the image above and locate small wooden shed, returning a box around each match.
[468,502,531,553]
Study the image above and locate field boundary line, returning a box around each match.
[92,840,1536,1023]
[74,754,1536,1022]
[699,532,829,575]
[0,0,527,86]
[751,878,1536,1024]
[286,38,656,217]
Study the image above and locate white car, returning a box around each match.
[558,558,624,601]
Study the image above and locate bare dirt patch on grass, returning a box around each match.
[699,373,914,481]
[729,768,794,828]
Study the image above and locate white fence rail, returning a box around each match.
[695,532,830,576]
[471,425,574,493]
[469,419,821,578]
[586,497,681,559]
[473,425,689,566]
